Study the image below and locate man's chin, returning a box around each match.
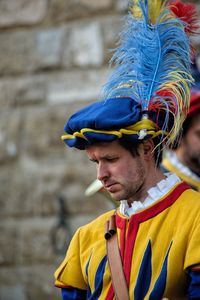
[109,191,125,202]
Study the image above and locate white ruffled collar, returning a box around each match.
[119,173,181,217]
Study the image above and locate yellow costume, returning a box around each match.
[55,182,200,299]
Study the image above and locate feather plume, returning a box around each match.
[168,0,199,35]
[101,0,193,144]
[168,0,199,58]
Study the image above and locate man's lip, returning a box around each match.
[105,183,115,188]
[105,183,118,192]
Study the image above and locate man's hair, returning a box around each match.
[119,137,163,166]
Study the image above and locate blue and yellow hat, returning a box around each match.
[62,0,197,150]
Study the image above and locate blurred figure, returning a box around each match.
[161,56,200,191]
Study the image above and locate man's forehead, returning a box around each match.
[86,140,120,149]
[86,140,123,156]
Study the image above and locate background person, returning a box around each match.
[161,56,200,191]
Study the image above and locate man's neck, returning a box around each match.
[127,168,166,205]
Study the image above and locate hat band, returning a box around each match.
[61,119,167,142]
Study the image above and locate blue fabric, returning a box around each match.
[188,270,200,299]
[134,240,152,300]
[64,97,142,149]
[134,240,172,299]
[65,97,141,134]
[149,241,172,299]
[61,257,107,300]
[88,256,107,300]
[85,255,92,298]
[63,96,173,149]
[61,288,87,300]
[60,267,200,300]
[64,136,89,149]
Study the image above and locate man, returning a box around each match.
[161,58,200,192]
[55,1,200,299]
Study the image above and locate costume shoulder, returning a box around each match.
[180,188,200,209]
[178,188,200,222]
[54,209,115,289]
[79,209,115,235]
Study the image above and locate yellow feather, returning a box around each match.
[129,0,143,19]
[148,0,166,24]
[130,0,166,24]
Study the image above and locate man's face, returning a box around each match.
[181,114,200,173]
[86,140,147,203]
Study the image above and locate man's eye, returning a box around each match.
[107,157,117,162]
[90,159,99,164]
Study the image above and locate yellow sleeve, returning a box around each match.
[54,228,87,290]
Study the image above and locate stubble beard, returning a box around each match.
[115,160,145,203]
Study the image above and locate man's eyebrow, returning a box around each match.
[89,154,117,161]
[89,158,97,163]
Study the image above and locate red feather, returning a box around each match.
[168,0,199,35]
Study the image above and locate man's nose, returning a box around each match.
[97,163,109,181]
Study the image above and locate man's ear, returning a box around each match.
[142,139,154,156]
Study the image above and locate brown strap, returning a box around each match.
[105,216,130,300]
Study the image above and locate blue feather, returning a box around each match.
[101,0,191,113]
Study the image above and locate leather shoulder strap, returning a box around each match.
[105,215,129,300]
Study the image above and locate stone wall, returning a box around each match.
[0,1,199,300]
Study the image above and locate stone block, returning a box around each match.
[22,105,68,154]
[35,28,65,69]
[0,163,39,217]
[0,75,46,107]
[0,0,48,27]
[0,265,60,300]
[0,31,38,75]
[0,27,64,75]
[115,0,128,12]
[0,221,18,265]
[80,0,113,10]
[17,218,56,264]
[101,16,124,61]
[0,285,26,300]
[0,154,71,217]
[0,136,102,217]
[19,155,73,216]
[0,109,21,162]
[63,21,104,67]
[47,69,109,104]
[47,0,113,23]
